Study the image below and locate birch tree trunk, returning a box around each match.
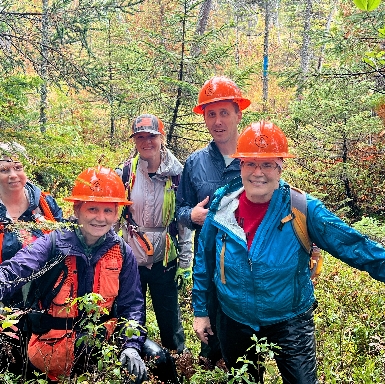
[317,1,336,73]
[300,0,313,77]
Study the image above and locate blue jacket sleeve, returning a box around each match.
[117,242,147,351]
[176,157,198,230]
[192,216,218,317]
[307,196,385,281]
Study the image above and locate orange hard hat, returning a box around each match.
[64,166,132,205]
[231,120,295,159]
[193,76,251,114]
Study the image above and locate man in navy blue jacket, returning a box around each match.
[176,75,250,365]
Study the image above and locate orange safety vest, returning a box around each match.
[0,192,56,263]
[28,243,123,381]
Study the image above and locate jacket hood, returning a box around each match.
[25,181,42,208]
[0,182,42,221]
[156,148,183,178]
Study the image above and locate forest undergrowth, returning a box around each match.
[1,252,385,383]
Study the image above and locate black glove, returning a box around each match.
[120,347,147,383]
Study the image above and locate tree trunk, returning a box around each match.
[107,17,115,142]
[168,0,187,146]
[262,0,270,104]
[317,2,336,73]
[190,0,212,57]
[300,0,313,77]
[39,0,49,133]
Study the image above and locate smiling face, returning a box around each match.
[133,132,162,162]
[240,158,281,203]
[203,101,242,146]
[0,158,27,195]
[74,201,119,246]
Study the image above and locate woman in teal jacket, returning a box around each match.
[192,121,385,384]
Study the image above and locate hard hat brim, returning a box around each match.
[230,152,296,159]
[64,196,132,205]
[193,98,251,114]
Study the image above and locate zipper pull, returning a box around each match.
[248,258,252,271]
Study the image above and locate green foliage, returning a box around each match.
[315,255,385,383]
[0,75,41,129]
[280,76,384,220]
[188,365,228,384]
[353,0,381,12]
[0,123,125,204]
[352,216,385,245]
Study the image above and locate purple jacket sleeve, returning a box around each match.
[0,234,52,300]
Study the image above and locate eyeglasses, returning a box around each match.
[0,163,24,174]
[241,161,278,172]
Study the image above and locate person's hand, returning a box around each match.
[175,266,192,290]
[193,316,213,344]
[119,347,147,383]
[191,196,210,226]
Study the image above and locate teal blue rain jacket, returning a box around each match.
[192,177,385,332]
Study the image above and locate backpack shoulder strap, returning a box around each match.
[171,174,180,188]
[290,187,312,254]
[24,231,68,309]
[38,192,56,221]
[122,160,131,186]
[117,235,127,258]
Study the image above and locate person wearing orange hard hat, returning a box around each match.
[192,121,385,383]
[0,166,150,382]
[176,75,251,365]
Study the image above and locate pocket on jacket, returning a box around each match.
[28,329,76,381]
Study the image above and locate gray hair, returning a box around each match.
[0,141,28,161]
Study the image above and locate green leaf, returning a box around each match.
[1,319,18,329]
[353,0,381,11]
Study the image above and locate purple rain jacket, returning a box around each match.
[0,227,146,351]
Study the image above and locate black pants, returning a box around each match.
[193,231,223,365]
[199,287,223,364]
[139,259,186,353]
[217,303,318,384]
[0,318,30,381]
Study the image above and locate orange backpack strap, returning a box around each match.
[285,187,323,284]
[39,192,56,221]
[289,187,312,254]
